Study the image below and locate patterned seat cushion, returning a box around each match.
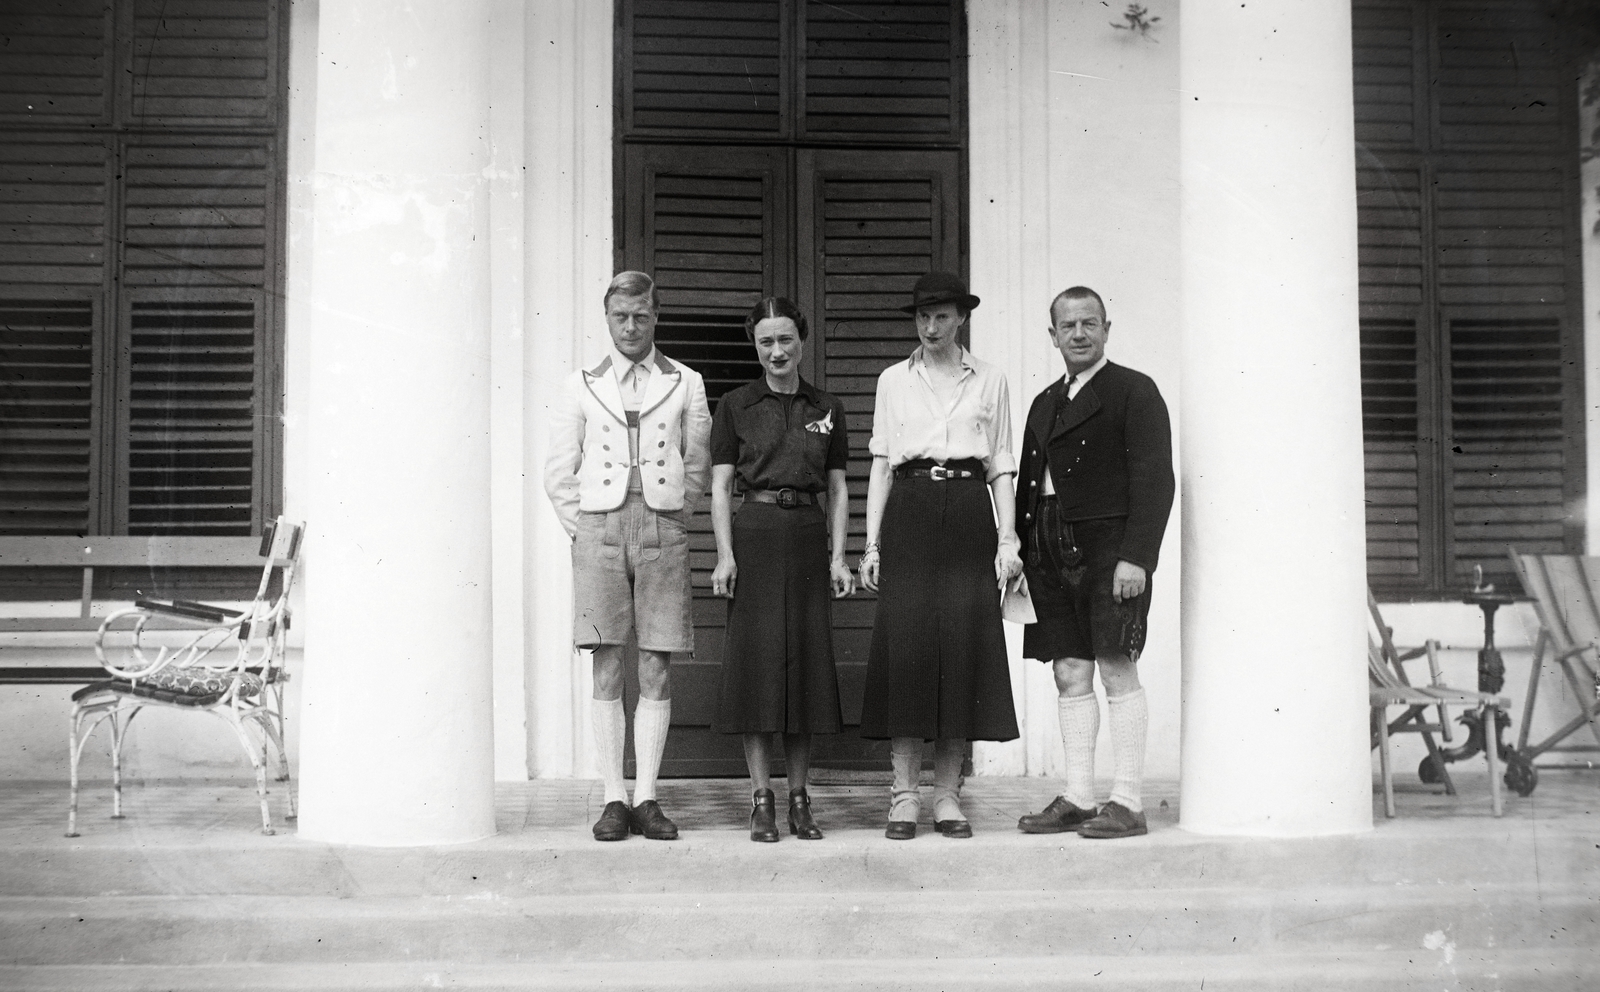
[70,669,266,707]
[139,667,264,697]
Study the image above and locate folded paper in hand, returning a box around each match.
[1001,575,1035,625]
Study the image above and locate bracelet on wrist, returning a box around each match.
[863,541,880,554]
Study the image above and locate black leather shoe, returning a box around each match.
[1017,795,1096,834]
[629,799,680,840]
[750,788,779,842]
[592,800,631,841]
[935,819,973,838]
[1077,800,1148,839]
[885,820,917,840]
[788,789,822,840]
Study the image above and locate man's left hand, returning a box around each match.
[1112,561,1146,603]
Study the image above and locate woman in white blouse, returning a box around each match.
[858,271,1024,840]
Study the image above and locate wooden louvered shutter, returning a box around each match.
[124,0,280,127]
[0,0,114,124]
[620,144,784,751]
[799,0,963,141]
[620,0,786,139]
[0,131,111,535]
[1353,0,1584,596]
[0,0,285,541]
[796,147,961,717]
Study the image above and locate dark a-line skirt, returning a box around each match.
[715,501,843,735]
[858,469,1020,742]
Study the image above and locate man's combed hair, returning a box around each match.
[744,296,810,342]
[1050,285,1106,322]
[605,270,659,310]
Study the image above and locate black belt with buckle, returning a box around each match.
[894,458,983,482]
[744,488,815,508]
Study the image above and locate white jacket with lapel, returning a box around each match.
[544,349,713,537]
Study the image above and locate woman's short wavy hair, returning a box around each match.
[743,296,810,342]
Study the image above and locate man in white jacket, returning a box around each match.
[545,271,712,841]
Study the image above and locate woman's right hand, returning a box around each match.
[711,555,737,598]
[859,549,880,592]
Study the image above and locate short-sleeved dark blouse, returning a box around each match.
[710,377,849,494]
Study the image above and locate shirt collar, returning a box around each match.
[742,375,820,408]
[1065,355,1108,388]
[610,345,659,381]
[908,345,975,375]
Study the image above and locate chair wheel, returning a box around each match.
[1417,755,1444,784]
[1502,750,1538,797]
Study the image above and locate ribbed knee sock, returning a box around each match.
[1106,687,1148,813]
[632,696,671,804]
[1058,691,1099,810]
[592,697,627,805]
[931,737,966,822]
[889,737,921,822]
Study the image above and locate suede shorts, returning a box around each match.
[572,492,694,654]
[1022,506,1151,663]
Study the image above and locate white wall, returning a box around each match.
[968,0,1183,780]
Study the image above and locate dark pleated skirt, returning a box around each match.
[715,501,843,734]
[858,475,1020,742]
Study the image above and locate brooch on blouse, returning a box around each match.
[804,410,833,435]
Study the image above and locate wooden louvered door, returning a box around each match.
[620,144,787,775]
[1352,0,1583,597]
[616,0,966,774]
[0,0,285,550]
[795,148,960,762]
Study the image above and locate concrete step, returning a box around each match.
[1,884,1593,966]
[5,822,1597,899]
[0,952,1592,992]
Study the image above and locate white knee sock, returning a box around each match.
[1106,687,1148,813]
[1059,691,1100,810]
[631,696,671,804]
[931,737,966,822]
[593,697,627,805]
[889,737,922,822]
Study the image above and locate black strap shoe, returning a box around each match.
[629,799,680,840]
[884,820,917,840]
[935,819,973,838]
[788,789,822,840]
[750,788,779,842]
[592,800,631,841]
[1017,795,1096,834]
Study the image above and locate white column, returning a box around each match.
[1178,1,1372,835]
[522,0,614,778]
[297,0,496,844]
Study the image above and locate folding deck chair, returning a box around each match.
[1505,551,1600,791]
[67,518,304,836]
[1368,590,1511,817]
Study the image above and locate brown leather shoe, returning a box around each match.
[592,800,631,841]
[1077,800,1148,839]
[629,799,680,840]
[1017,795,1096,834]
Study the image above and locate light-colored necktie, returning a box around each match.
[624,363,646,405]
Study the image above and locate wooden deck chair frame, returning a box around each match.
[1505,551,1600,779]
[1368,590,1509,818]
[67,518,304,837]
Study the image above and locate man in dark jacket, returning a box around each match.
[1014,286,1174,839]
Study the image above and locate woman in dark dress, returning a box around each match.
[858,272,1023,840]
[710,297,854,842]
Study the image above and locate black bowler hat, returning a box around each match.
[899,271,980,314]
